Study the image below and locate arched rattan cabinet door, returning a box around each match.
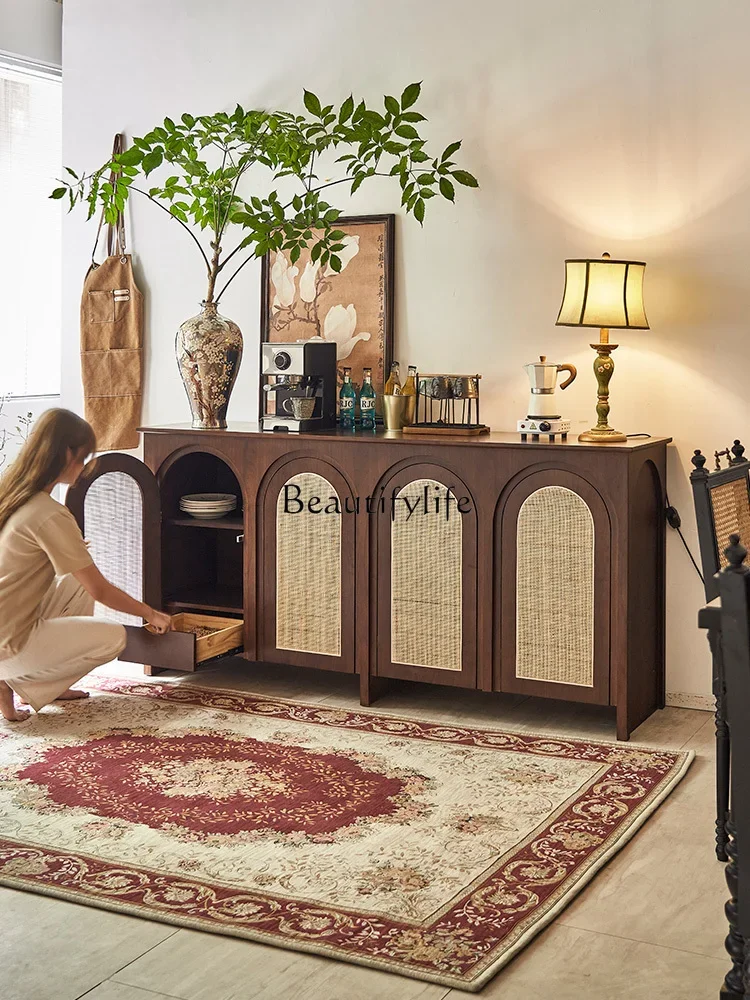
[377,463,477,688]
[66,453,161,624]
[496,470,610,705]
[258,459,355,673]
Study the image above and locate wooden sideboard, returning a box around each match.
[66,423,671,740]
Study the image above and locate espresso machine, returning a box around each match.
[260,341,337,432]
[517,356,577,440]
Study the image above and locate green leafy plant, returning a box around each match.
[53,83,478,306]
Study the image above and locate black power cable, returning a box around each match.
[665,494,704,586]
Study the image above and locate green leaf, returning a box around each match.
[328,230,346,240]
[452,169,479,188]
[329,254,342,273]
[401,81,422,109]
[350,173,365,195]
[164,117,176,131]
[290,245,301,264]
[118,147,143,166]
[384,95,400,117]
[142,150,163,175]
[384,141,407,155]
[323,208,340,224]
[395,124,419,140]
[400,111,426,122]
[442,140,462,160]
[338,96,354,123]
[311,241,322,262]
[416,173,436,184]
[181,113,196,128]
[439,177,455,201]
[413,198,425,224]
[303,90,322,117]
[49,187,66,200]
[64,166,79,179]
[410,149,429,162]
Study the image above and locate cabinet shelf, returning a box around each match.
[166,516,243,531]
[165,586,243,615]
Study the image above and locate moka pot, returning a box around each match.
[524,356,577,419]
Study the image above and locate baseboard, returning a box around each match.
[665,691,714,712]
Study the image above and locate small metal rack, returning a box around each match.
[404,373,489,436]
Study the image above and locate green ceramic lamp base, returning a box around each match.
[578,426,628,443]
[579,334,628,444]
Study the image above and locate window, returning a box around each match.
[0,56,62,399]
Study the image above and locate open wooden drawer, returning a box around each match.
[119,613,244,673]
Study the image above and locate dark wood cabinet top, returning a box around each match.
[140,422,671,452]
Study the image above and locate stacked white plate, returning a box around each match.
[179,493,238,520]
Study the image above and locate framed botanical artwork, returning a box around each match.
[260,214,395,415]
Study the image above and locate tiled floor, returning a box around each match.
[1,658,728,1000]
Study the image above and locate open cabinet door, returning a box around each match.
[65,453,161,624]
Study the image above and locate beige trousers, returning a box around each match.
[0,574,126,711]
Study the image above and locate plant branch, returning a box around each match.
[130,186,211,272]
[214,251,258,304]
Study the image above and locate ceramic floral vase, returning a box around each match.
[176,302,243,429]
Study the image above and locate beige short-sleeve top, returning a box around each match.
[0,492,93,656]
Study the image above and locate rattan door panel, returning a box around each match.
[258,459,355,673]
[496,470,610,704]
[377,464,477,687]
[66,452,175,668]
[66,452,161,616]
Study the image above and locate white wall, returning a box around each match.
[61,0,750,704]
[0,0,61,66]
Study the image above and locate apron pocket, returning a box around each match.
[87,289,114,324]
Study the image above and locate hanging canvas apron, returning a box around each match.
[80,134,143,451]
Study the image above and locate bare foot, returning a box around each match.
[55,689,90,701]
[0,681,29,722]
[18,688,90,708]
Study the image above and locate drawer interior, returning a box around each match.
[120,612,243,671]
[146,612,243,663]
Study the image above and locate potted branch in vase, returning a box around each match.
[54,83,478,428]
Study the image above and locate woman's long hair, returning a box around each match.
[0,409,96,531]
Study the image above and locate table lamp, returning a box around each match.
[555,252,648,443]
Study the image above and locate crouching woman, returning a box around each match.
[0,409,172,721]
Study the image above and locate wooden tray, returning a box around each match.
[402,424,490,436]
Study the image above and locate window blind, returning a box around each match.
[0,58,62,397]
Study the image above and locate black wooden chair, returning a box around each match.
[716,534,750,997]
[691,439,750,862]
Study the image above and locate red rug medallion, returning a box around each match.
[0,680,693,991]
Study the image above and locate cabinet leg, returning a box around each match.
[143,665,165,677]
[616,703,631,742]
[360,672,389,707]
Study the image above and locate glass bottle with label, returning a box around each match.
[401,365,417,396]
[359,366,376,430]
[339,366,356,430]
[401,364,417,424]
[384,361,401,395]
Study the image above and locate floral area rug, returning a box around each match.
[0,679,693,991]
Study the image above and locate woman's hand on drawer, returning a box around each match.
[145,609,173,634]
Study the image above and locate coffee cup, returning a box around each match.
[282,396,317,420]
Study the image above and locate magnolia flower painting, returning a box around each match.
[262,216,394,412]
